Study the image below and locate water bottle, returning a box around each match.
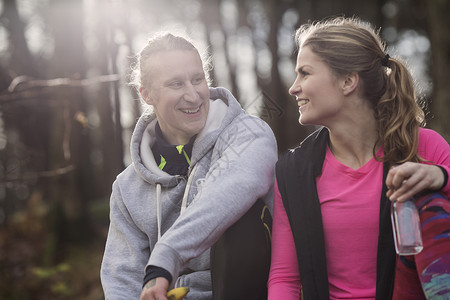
[390,199,423,255]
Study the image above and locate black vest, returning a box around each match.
[275,127,396,300]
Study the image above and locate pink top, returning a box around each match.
[268,128,450,300]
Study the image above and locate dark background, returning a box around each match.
[0,0,449,299]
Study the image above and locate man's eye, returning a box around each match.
[192,76,204,84]
[170,81,183,88]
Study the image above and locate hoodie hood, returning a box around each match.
[130,87,244,188]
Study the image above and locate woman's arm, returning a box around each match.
[267,180,302,300]
[386,128,450,202]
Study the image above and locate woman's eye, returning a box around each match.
[299,70,309,77]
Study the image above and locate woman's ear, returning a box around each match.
[139,87,153,105]
[342,72,359,96]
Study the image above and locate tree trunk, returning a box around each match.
[0,0,48,224]
[46,0,92,264]
[1,0,37,77]
[423,0,450,141]
[91,0,125,196]
[263,0,312,152]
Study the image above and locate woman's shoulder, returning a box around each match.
[277,127,328,172]
[417,127,450,162]
[419,127,448,145]
[280,127,328,157]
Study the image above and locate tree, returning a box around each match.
[423,0,450,141]
[45,0,92,262]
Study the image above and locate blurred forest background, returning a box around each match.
[0,0,449,299]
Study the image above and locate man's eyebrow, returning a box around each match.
[163,75,182,84]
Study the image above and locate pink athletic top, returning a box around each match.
[268,128,450,300]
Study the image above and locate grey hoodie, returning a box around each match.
[100,87,278,299]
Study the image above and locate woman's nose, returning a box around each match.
[289,78,300,96]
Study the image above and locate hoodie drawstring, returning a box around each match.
[156,184,162,240]
[181,164,198,215]
[156,163,199,241]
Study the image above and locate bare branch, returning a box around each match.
[7,74,121,92]
[0,74,121,104]
[0,164,76,183]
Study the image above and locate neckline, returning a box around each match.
[325,145,383,175]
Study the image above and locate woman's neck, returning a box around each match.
[327,108,379,169]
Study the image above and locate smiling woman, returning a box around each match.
[289,46,346,127]
[268,16,450,300]
[100,32,278,300]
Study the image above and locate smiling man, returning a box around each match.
[100,33,278,300]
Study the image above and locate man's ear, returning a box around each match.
[342,72,359,96]
[139,87,153,105]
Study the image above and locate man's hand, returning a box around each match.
[140,277,170,300]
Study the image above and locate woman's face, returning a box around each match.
[140,50,210,145]
[289,46,346,127]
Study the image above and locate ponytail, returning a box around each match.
[375,57,425,167]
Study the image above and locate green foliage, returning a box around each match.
[32,263,71,279]
[31,264,73,297]
[0,193,106,300]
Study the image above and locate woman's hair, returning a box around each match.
[130,32,212,91]
[295,16,425,167]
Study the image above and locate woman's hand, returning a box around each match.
[386,162,445,202]
[140,277,170,300]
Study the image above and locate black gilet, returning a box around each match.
[275,127,396,300]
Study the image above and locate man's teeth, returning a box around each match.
[183,107,200,114]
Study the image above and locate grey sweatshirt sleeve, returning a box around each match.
[100,180,150,300]
[147,114,278,282]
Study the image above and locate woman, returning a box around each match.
[100,33,277,300]
[268,17,449,300]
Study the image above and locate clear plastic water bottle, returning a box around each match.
[390,199,423,255]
